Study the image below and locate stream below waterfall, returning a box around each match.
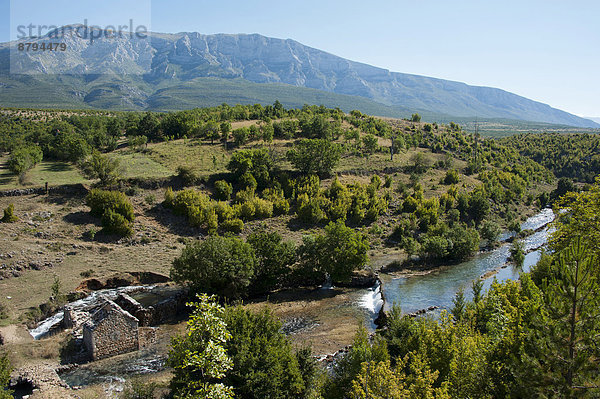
[360,208,555,320]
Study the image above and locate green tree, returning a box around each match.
[525,241,600,397]
[287,139,342,177]
[80,150,123,186]
[325,325,390,399]
[223,306,306,399]
[171,235,256,299]
[510,240,525,267]
[168,294,234,399]
[442,169,459,185]
[552,176,600,256]
[362,134,378,155]
[480,220,501,245]
[247,229,296,294]
[411,113,422,122]
[299,220,369,284]
[214,180,233,201]
[7,145,43,177]
[410,152,431,174]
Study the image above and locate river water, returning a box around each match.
[368,208,554,316]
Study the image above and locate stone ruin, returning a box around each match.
[64,286,187,361]
[83,300,140,361]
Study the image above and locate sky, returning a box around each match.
[1,0,599,117]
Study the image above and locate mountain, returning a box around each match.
[0,27,597,128]
[585,117,600,124]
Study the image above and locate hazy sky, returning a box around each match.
[1,0,599,117]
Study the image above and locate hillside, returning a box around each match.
[0,27,597,128]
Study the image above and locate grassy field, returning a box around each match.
[0,151,173,190]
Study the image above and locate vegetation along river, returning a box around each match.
[362,208,555,319]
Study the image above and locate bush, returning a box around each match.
[247,229,296,294]
[176,165,198,186]
[80,151,122,186]
[171,235,256,299]
[101,209,134,237]
[86,189,134,221]
[443,169,460,185]
[1,204,18,223]
[214,180,233,201]
[8,145,43,176]
[221,218,244,234]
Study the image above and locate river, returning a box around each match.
[363,208,554,317]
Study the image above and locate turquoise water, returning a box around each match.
[380,209,554,314]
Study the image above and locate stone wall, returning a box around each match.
[83,301,139,361]
[138,327,158,349]
[115,290,187,327]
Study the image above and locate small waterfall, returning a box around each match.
[359,281,383,315]
[29,311,65,340]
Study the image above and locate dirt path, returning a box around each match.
[0,324,32,344]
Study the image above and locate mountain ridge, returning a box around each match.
[0,28,597,128]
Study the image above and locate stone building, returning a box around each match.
[83,300,139,361]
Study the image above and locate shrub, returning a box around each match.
[171,235,256,299]
[80,151,122,186]
[1,204,18,223]
[252,198,273,219]
[443,169,460,185]
[144,194,155,205]
[86,189,134,221]
[247,229,296,294]
[176,165,198,186]
[239,172,258,191]
[222,218,244,234]
[214,180,233,201]
[163,187,175,207]
[101,209,134,237]
[8,145,43,176]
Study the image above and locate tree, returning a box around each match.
[247,229,296,294]
[411,113,422,122]
[480,220,501,245]
[168,294,234,399]
[80,150,123,186]
[442,169,459,185]
[362,134,378,155]
[410,153,431,174]
[287,139,342,177]
[299,220,369,284]
[7,145,43,177]
[525,241,600,396]
[171,235,256,299]
[325,325,390,399]
[214,180,233,201]
[227,148,273,187]
[223,306,307,399]
[510,240,525,267]
[552,176,600,256]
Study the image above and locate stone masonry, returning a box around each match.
[83,300,139,361]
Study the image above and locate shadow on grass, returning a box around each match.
[41,162,73,172]
[147,204,200,238]
[63,210,94,226]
